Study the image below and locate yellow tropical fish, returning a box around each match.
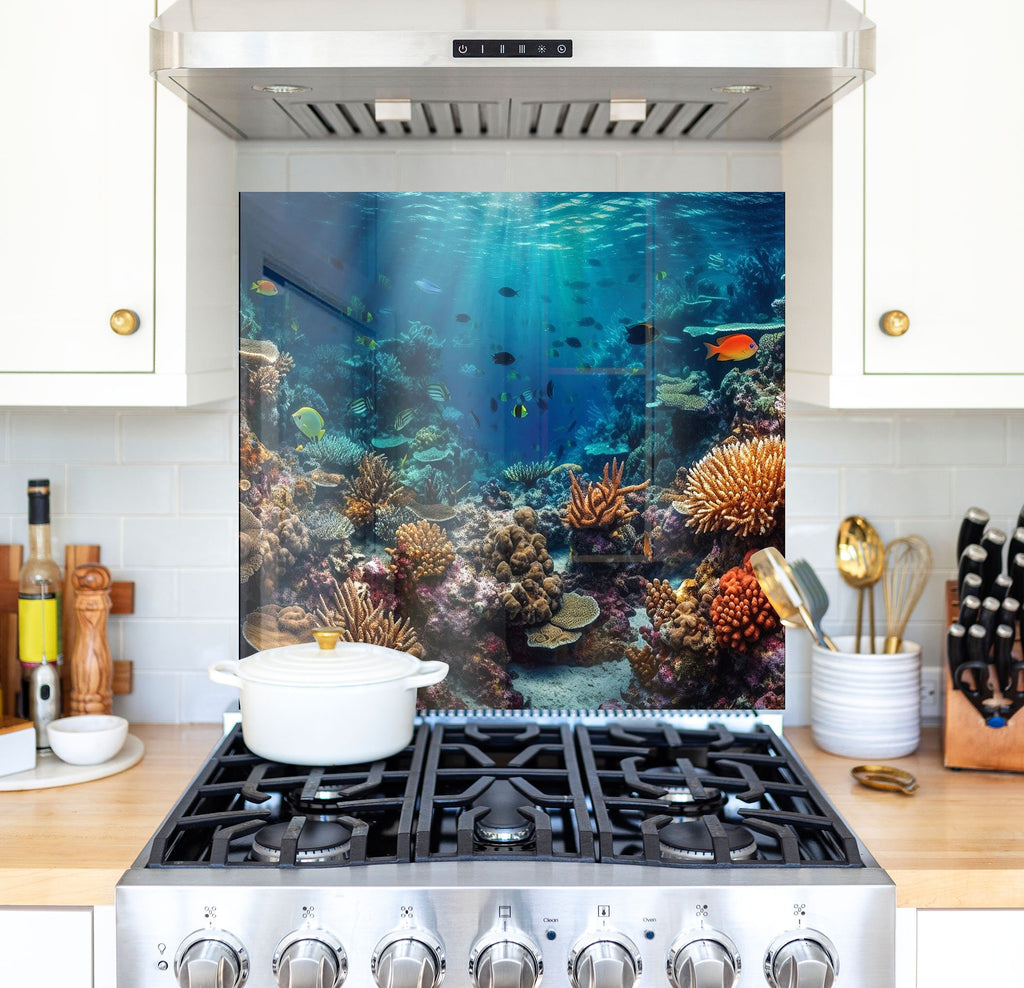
[291,407,325,441]
[356,335,377,350]
[251,279,278,296]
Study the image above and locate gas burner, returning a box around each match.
[471,780,536,845]
[657,821,757,863]
[251,820,352,864]
[656,786,727,818]
[285,785,353,820]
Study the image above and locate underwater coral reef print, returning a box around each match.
[238,191,786,711]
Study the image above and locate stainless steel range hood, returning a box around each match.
[150,0,874,142]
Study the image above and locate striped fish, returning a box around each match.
[347,396,371,415]
[394,408,414,431]
[426,382,450,402]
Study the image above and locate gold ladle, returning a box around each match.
[836,516,886,653]
[750,548,839,651]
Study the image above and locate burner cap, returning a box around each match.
[658,821,757,863]
[251,820,352,864]
[472,780,536,845]
[656,785,727,818]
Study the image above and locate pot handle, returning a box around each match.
[209,660,243,689]
[405,660,449,690]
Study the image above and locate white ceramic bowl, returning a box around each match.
[47,715,128,765]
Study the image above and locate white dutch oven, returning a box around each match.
[209,633,448,765]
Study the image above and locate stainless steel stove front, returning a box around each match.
[116,860,895,988]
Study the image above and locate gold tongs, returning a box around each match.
[850,764,919,795]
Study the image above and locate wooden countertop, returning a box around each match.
[1,725,1020,909]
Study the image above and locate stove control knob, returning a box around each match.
[274,931,347,988]
[470,933,543,988]
[174,930,249,988]
[372,931,446,988]
[668,931,740,988]
[568,933,642,988]
[764,931,838,988]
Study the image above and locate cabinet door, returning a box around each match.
[0,907,94,988]
[0,0,154,374]
[863,0,1024,375]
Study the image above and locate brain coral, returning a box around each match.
[709,554,779,653]
[476,506,562,626]
[678,436,785,538]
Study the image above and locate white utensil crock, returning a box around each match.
[209,641,448,765]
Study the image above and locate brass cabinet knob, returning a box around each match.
[880,310,910,337]
[109,308,140,336]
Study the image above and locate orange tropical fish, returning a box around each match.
[251,279,279,296]
[704,333,758,362]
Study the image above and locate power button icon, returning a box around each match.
[457,44,468,54]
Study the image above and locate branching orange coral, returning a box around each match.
[343,453,412,526]
[709,556,779,653]
[315,578,423,657]
[386,521,455,580]
[564,458,651,530]
[679,437,785,537]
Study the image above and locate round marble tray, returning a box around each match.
[0,733,144,791]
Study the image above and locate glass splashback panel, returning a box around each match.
[239,191,785,711]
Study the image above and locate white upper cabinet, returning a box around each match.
[0,0,236,407]
[785,0,1024,408]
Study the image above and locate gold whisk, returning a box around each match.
[882,535,933,654]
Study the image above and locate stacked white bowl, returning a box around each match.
[810,635,921,758]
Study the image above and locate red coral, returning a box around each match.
[709,556,778,653]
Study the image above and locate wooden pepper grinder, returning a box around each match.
[69,564,113,715]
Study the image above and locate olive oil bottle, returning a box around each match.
[18,479,62,730]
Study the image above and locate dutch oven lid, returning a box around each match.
[238,637,423,687]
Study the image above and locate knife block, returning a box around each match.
[943,580,1024,771]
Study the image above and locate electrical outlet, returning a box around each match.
[920,667,942,720]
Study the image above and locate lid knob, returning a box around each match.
[311,628,342,650]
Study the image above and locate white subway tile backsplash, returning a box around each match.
[289,152,399,191]
[9,412,117,463]
[618,152,728,191]
[181,465,239,515]
[123,618,237,671]
[117,568,179,619]
[0,465,67,514]
[786,415,893,466]
[843,468,951,518]
[123,517,236,568]
[179,569,239,620]
[68,465,176,515]
[898,413,1006,466]
[180,671,240,723]
[120,412,231,463]
[950,467,1024,522]
[114,670,181,724]
[784,467,840,518]
[729,153,783,190]
[507,152,618,191]
[398,153,509,190]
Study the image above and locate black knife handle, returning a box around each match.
[947,623,967,689]
[1011,553,1024,605]
[990,573,1014,603]
[960,572,984,604]
[994,624,1016,695]
[955,660,993,700]
[958,544,988,599]
[998,595,1020,632]
[958,594,982,628]
[977,596,1002,650]
[1017,504,1024,534]
[980,528,1008,587]
[958,506,990,562]
[1009,527,1024,568]
[966,621,992,667]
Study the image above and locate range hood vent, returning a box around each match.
[152,0,874,142]
[278,98,737,140]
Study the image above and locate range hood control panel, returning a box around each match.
[452,40,573,58]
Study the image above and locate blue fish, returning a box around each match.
[414,278,442,294]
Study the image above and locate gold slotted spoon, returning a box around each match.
[836,516,886,653]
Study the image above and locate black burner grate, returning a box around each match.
[143,719,862,870]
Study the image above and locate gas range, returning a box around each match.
[116,714,894,988]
